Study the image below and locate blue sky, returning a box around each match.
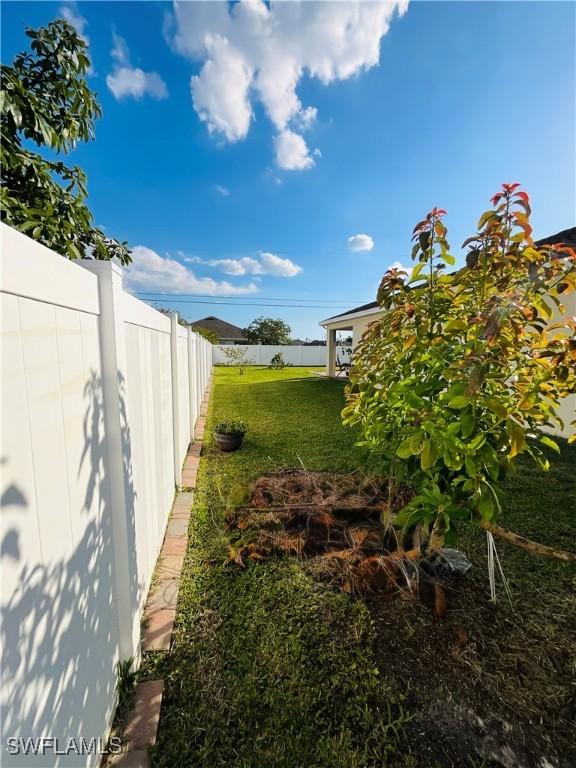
[3,1,575,339]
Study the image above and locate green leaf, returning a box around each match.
[397,437,415,459]
[420,439,438,470]
[445,319,468,332]
[448,395,469,409]
[397,434,423,459]
[465,454,478,475]
[460,411,475,439]
[478,210,496,229]
[539,435,560,454]
[469,433,486,451]
[409,261,426,282]
[478,492,494,521]
[405,390,425,409]
[486,398,507,419]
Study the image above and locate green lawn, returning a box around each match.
[144,367,576,768]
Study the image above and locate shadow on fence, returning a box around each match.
[1,369,142,762]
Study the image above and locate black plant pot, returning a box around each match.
[214,432,244,452]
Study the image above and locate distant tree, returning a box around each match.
[244,316,291,345]
[194,326,219,345]
[1,20,130,263]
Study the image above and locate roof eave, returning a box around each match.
[320,305,383,327]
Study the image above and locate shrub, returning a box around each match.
[214,419,247,437]
[269,352,286,369]
[343,184,576,559]
[222,346,253,374]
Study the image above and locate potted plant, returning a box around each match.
[214,419,247,452]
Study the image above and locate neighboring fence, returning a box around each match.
[213,344,352,367]
[0,224,212,766]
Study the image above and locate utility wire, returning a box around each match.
[134,292,371,303]
[144,299,354,309]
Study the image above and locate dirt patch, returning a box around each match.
[369,576,576,768]
[226,469,465,609]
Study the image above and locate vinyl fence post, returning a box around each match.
[199,339,204,396]
[78,259,137,661]
[188,328,198,436]
[170,313,181,488]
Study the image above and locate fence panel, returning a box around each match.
[1,224,213,766]
[212,344,351,367]
[123,294,174,618]
[1,225,119,766]
[177,323,191,466]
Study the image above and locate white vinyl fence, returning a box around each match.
[0,224,212,766]
[213,344,351,367]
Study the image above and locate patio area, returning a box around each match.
[139,366,576,768]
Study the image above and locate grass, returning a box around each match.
[143,366,576,767]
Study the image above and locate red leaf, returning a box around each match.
[515,191,530,202]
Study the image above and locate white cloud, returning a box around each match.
[214,184,230,197]
[294,106,317,132]
[191,34,253,141]
[348,234,375,252]
[106,32,168,101]
[259,252,302,277]
[110,30,130,65]
[188,251,302,278]
[274,129,314,171]
[60,2,89,44]
[125,246,258,295]
[168,0,408,170]
[389,260,413,276]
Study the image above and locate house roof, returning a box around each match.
[190,315,246,340]
[321,227,575,325]
[535,227,576,248]
[321,301,379,323]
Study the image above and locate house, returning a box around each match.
[190,315,247,344]
[320,228,576,437]
[320,300,382,376]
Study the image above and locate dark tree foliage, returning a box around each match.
[244,316,292,345]
[1,20,130,263]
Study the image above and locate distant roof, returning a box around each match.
[190,315,246,340]
[322,227,576,324]
[535,227,576,248]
